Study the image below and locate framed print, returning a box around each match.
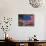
[18,14,34,26]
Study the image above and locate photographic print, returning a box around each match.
[18,14,34,26]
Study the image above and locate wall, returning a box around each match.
[0,0,46,40]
